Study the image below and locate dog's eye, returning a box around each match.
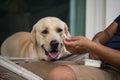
[57,28,63,33]
[42,30,48,34]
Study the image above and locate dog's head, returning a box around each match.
[31,17,71,60]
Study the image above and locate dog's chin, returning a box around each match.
[41,45,60,60]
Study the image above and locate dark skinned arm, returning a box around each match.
[64,36,120,69]
[90,21,118,59]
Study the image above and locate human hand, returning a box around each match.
[63,36,92,54]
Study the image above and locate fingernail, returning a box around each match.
[65,37,71,41]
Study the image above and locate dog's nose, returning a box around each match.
[50,40,59,49]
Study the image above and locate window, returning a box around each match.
[70,0,86,36]
[0,0,70,46]
[0,0,86,46]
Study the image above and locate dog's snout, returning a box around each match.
[50,40,59,49]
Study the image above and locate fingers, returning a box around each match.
[64,38,72,46]
[65,36,80,41]
[63,36,86,54]
[64,36,80,45]
[63,36,82,52]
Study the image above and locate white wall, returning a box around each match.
[86,0,120,39]
[86,0,105,39]
[106,0,120,27]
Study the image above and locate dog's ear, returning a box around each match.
[64,23,70,38]
[31,25,37,45]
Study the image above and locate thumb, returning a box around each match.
[65,36,79,41]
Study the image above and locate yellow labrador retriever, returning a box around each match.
[1,17,71,61]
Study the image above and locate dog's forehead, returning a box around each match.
[36,17,65,28]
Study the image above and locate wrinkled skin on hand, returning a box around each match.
[63,36,93,54]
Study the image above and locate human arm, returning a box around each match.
[90,41,120,69]
[90,21,118,59]
[92,21,118,44]
[64,36,120,69]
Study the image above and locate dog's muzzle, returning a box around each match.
[42,40,60,59]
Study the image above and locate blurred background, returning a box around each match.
[0,0,120,46]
